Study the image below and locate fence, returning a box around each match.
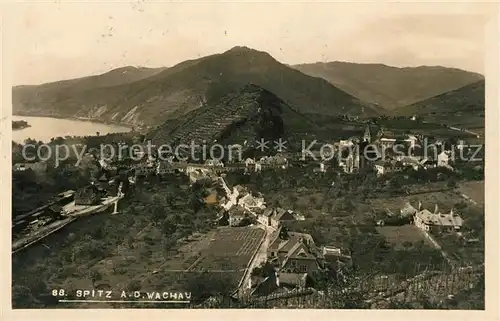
[193,263,484,309]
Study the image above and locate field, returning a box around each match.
[188,227,265,272]
[459,180,485,205]
[376,225,432,250]
[156,226,265,272]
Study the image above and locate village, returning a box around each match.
[11,123,485,306]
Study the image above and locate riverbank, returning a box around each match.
[12,115,134,144]
[13,112,146,132]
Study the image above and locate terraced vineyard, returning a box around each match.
[150,84,307,150]
[189,226,265,272]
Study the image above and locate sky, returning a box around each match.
[9,1,496,85]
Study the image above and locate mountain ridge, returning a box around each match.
[391,80,485,128]
[292,61,484,110]
[13,46,378,128]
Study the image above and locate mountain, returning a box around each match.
[292,62,484,110]
[391,80,485,128]
[13,47,378,128]
[148,84,315,150]
[14,66,166,99]
[148,84,377,158]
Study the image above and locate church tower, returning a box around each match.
[363,125,371,143]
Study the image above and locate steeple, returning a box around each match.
[363,125,371,143]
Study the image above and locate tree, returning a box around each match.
[12,285,38,308]
[126,279,142,292]
[185,272,234,304]
[89,269,102,287]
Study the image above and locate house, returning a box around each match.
[238,193,266,211]
[259,154,288,168]
[342,153,359,173]
[374,160,406,176]
[250,271,308,296]
[313,163,326,173]
[270,208,297,227]
[293,212,306,221]
[156,161,175,176]
[419,157,437,169]
[268,227,322,274]
[258,208,276,227]
[205,159,224,167]
[13,161,48,173]
[379,134,418,149]
[228,205,251,227]
[244,158,256,167]
[321,246,353,269]
[413,203,463,232]
[74,184,101,206]
[135,163,155,177]
[437,151,451,167]
[406,135,418,148]
[98,159,112,170]
[374,161,391,176]
[339,139,354,148]
[400,202,417,217]
[397,156,422,170]
[259,208,297,228]
[322,246,342,256]
[379,137,397,148]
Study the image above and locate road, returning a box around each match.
[237,225,274,296]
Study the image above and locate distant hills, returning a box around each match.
[392,80,485,128]
[13,46,485,132]
[13,46,378,128]
[292,62,484,110]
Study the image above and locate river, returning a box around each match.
[12,115,131,144]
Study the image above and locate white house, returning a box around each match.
[379,135,418,149]
[238,193,266,211]
[413,205,463,232]
[339,139,354,147]
[245,158,256,167]
[437,151,450,167]
[397,156,421,170]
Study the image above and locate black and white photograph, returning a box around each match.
[2,0,499,317]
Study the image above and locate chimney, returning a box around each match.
[434,204,439,214]
[418,201,422,211]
